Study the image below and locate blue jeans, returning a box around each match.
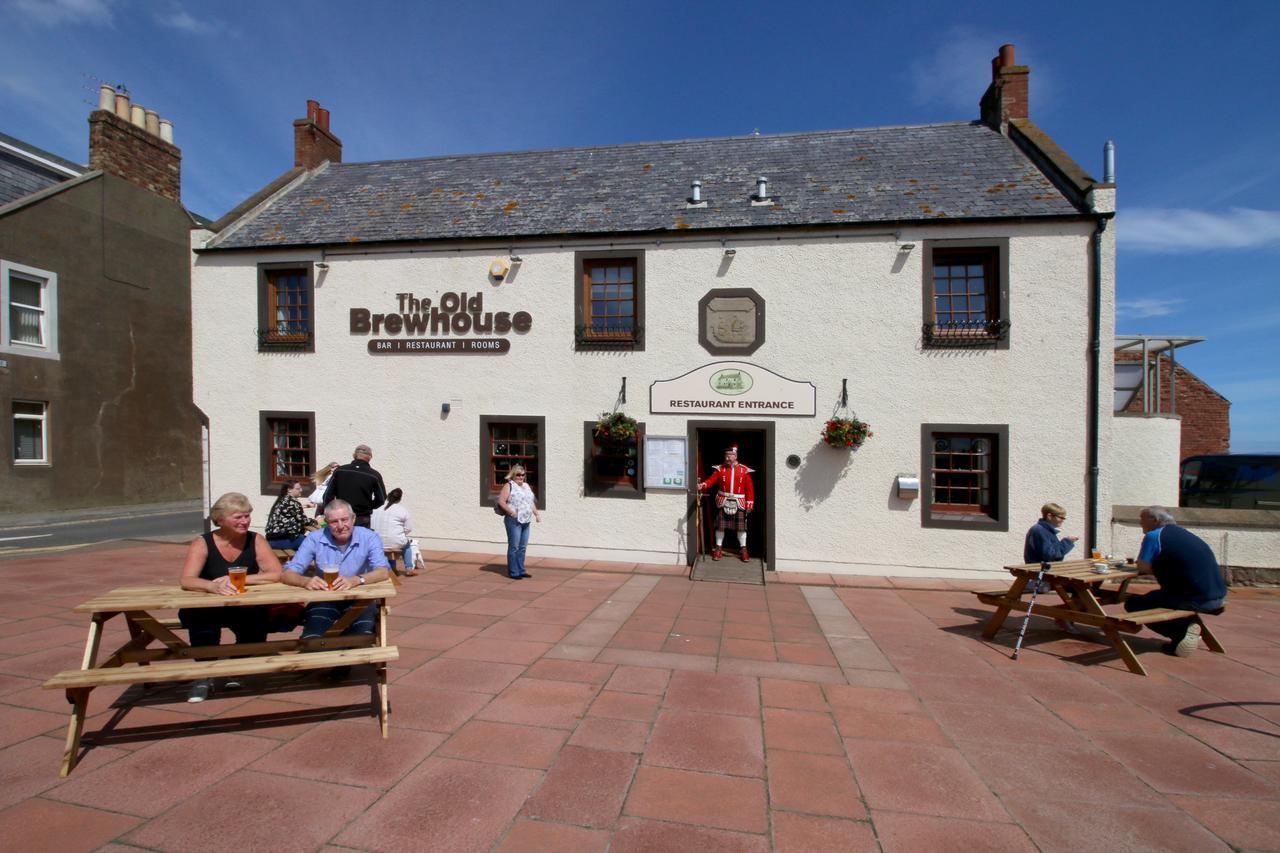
[267,534,306,552]
[301,601,378,639]
[503,515,531,577]
[387,541,416,571]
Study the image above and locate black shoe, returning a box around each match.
[508,574,521,579]
[518,573,532,579]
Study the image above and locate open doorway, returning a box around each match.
[686,420,774,570]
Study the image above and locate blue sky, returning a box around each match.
[2,0,1277,452]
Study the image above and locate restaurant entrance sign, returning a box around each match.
[650,362,815,416]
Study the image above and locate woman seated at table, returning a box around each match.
[264,479,312,552]
[178,492,283,703]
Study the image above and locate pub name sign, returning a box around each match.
[353,291,531,354]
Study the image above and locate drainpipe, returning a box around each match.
[1087,216,1110,552]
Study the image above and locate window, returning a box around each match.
[259,411,315,494]
[257,264,313,351]
[920,240,1008,348]
[12,400,48,464]
[479,416,546,508]
[575,251,644,349]
[1,260,59,359]
[920,424,1008,530]
[584,421,645,499]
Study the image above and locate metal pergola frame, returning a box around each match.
[1114,335,1206,414]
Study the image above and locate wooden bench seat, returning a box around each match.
[44,646,399,691]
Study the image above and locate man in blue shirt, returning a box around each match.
[283,499,391,639]
[1125,505,1227,657]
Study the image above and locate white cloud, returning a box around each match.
[1120,207,1280,253]
[11,0,114,26]
[1117,297,1184,319]
[909,29,999,113]
[154,7,225,34]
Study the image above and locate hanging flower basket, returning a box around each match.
[595,411,638,444]
[821,417,872,448]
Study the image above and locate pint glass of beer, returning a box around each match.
[321,564,340,589]
[227,566,247,594]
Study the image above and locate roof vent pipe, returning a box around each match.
[97,84,115,111]
[690,179,702,203]
[1103,140,1116,183]
[159,119,173,144]
[755,175,768,200]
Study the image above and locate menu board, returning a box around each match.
[644,435,688,490]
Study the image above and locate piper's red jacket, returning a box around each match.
[699,463,755,512]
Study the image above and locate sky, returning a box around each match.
[2,0,1277,452]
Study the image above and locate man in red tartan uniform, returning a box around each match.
[698,445,755,561]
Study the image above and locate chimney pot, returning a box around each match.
[999,44,1016,67]
[114,92,131,119]
[159,119,173,144]
[144,109,160,136]
[317,107,330,131]
[307,99,320,122]
[98,85,115,111]
[130,104,146,128]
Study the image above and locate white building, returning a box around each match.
[193,45,1117,579]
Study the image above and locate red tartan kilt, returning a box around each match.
[713,507,749,533]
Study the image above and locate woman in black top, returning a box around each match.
[178,492,283,702]
[264,480,311,551]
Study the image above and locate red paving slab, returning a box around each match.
[3,540,1278,849]
[521,745,639,827]
[771,812,879,852]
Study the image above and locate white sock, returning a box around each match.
[715,532,724,548]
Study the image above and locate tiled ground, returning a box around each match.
[1,541,1278,851]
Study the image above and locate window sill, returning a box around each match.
[0,343,59,360]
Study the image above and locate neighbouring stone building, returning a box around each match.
[192,45,1119,579]
[0,87,203,515]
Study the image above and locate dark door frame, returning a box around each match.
[686,419,775,570]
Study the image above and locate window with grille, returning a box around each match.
[479,416,545,508]
[920,424,1008,530]
[258,265,313,351]
[584,422,644,498]
[12,400,48,464]
[920,241,1008,348]
[259,411,315,493]
[1,260,58,359]
[575,252,644,349]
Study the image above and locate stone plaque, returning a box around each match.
[698,288,765,356]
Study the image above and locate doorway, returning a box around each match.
[686,420,774,569]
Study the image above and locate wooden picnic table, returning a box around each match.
[43,580,399,776]
[974,559,1225,676]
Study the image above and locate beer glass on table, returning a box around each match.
[321,564,340,589]
[227,566,247,594]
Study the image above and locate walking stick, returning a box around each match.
[1011,561,1050,660]
[694,489,704,564]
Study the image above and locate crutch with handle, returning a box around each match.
[1011,561,1050,660]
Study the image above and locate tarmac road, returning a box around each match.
[0,507,205,557]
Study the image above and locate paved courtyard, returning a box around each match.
[1,541,1277,852]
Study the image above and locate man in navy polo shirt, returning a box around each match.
[283,499,391,639]
[1124,505,1227,657]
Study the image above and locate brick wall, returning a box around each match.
[293,119,342,170]
[1117,352,1230,459]
[88,110,180,203]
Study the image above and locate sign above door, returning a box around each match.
[650,362,815,417]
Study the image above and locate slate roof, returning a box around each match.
[0,131,85,207]
[207,120,1090,251]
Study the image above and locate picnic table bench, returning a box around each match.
[974,559,1225,676]
[43,580,398,776]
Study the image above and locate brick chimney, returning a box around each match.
[980,43,1029,131]
[294,99,342,169]
[88,86,181,203]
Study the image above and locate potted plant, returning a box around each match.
[595,411,639,444]
[821,416,872,448]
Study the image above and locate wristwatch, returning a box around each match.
[358,575,366,585]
